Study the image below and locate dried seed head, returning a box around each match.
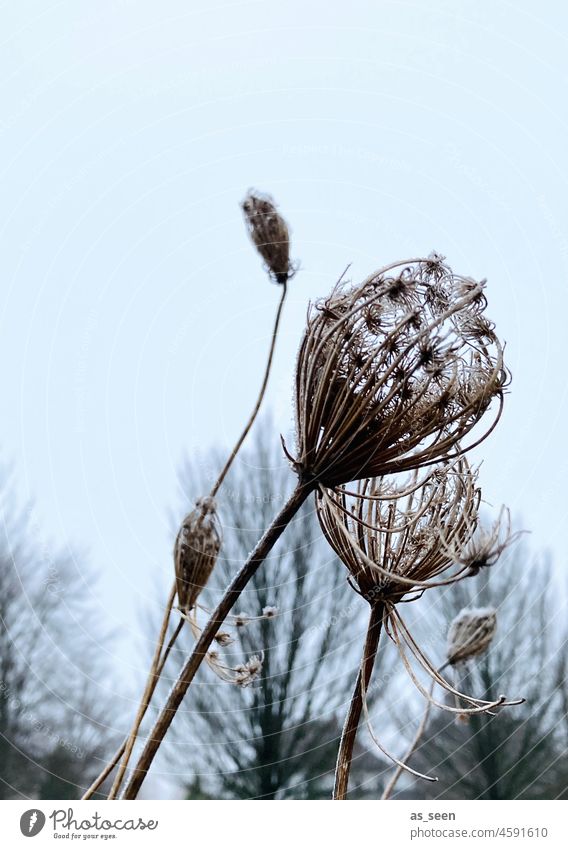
[242,190,292,284]
[174,497,222,613]
[317,459,480,605]
[262,605,278,618]
[293,256,507,486]
[234,612,251,628]
[214,631,234,647]
[317,466,522,728]
[443,506,520,576]
[447,607,497,665]
[234,654,264,688]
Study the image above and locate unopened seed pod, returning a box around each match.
[242,190,292,284]
[174,496,221,613]
[447,607,497,665]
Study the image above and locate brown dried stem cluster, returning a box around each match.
[108,243,514,801]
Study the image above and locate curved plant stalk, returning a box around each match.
[333,602,384,800]
[86,281,289,800]
[122,479,314,800]
[381,677,437,799]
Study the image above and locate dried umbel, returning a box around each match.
[322,462,521,795]
[316,459,481,606]
[183,606,274,687]
[293,256,507,487]
[174,496,222,613]
[442,505,519,577]
[242,190,292,284]
[447,606,497,665]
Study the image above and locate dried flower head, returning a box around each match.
[317,463,521,732]
[262,605,278,618]
[242,190,292,284]
[234,654,264,688]
[447,607,497,665]
[293,256,507,487]
[442,506,520,576]
[316,459,481,605]
[214,631,234,647]
[174,496,222,613]
[234,612,251,628]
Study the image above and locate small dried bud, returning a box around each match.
[242,190,292,284]
[214,631,234,647]
[234,654,264,688]
[234,612,251,628]
[262,605,278,618]
[447,607,497,665]
[174,496,221,613]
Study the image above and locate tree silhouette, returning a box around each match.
[0,462,119,799]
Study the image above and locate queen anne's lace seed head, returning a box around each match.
[447,607,497,665]
[174,496,221,613]
[293,256,507,487]
[316,459,481,605]
[242,190,293,284]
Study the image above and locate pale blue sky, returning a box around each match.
[1,0,567,685]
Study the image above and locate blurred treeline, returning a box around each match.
[0,461,119,799]
[2,424,567,799]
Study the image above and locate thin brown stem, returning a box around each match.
[333,602,384,800]
[210,280,288,498]
[122,479,313,799]
[381,677,437,799]
[88,281,289,800]
[81,612,184,801]
[81,741,126,800]
[107,584,178,798]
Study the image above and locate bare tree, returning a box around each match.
[0,462,119,799]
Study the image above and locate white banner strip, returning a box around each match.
[1,799,566,848]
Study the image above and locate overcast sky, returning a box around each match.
[1,1,568,690]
